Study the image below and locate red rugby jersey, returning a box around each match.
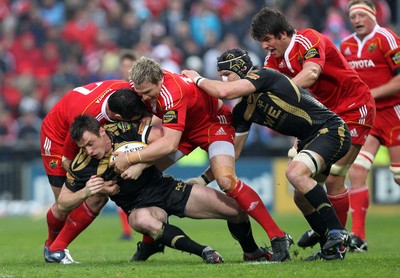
[340,25,400,109]
[264,29,373,116]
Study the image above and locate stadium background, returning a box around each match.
[0,0,399,216]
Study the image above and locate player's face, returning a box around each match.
[132,80,162,104]
[77,129,109,160]
[349,11,376,39]
[219,70,240,82]
[119,58,134,81]
[260,33,288,58]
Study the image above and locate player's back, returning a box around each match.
[42,80,131,144]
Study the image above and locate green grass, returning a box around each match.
[1,210,399,277]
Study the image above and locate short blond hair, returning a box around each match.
[128,56,164,86]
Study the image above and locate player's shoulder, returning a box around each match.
[104,121,142,139]
[375,26,400,47]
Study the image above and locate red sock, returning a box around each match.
[328,187,349,227]
[227,180,285,240]
[350,186,369,240]
[118,207,131,235]
[142,235,155,244]
[50,202,98,252]
[45,205,66,247]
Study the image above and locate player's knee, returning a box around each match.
[215,175,237,193]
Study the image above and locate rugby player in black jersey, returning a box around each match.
[182,48,352,261]
[50,114,273,264]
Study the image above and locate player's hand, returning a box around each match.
[120,163,146,180]
[84,175,106,197]
[110,151,132,174]
[100,180,119,196]
[185,176,207,186]
[181,69,200,81]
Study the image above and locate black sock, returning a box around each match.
[304,186,343,231]
[227,220,259,253]
[305,211,327,238]
[155,223,206,257]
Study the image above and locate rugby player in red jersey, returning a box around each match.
[112,56,294,262]
[340,0,400,251]
[250,7,376,257]
[41,80,148,263]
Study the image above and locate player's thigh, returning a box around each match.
[185,185,244,222]
[130,207,166,231]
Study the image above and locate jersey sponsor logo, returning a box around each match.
[49,160,58,169]
[348,60,375,69]
[304,48,320,60]
[215,127,227,136]
[116,122,132,132]
[163,110,178,123]
[343,47,351,56]
[368,43,376,52]
[390,51,400,65]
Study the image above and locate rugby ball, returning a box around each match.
[109,141,147,165]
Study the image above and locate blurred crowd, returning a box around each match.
[0,0,397,152]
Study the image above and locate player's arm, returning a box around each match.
[181,69,256,99]
[291,61,322,89]
[113,126,182,173]
[57,175,104,213]
[370,73,400,99]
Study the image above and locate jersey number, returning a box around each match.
[73,82,103,95]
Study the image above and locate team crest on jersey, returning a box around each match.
[246,72,260,80]
[49,160,58,169]
[304,48,320,60]
[117,121,132,132]
[368,43,376,52]
[298,57,303,65]
[390,51,400,65]
[163,110,178,123]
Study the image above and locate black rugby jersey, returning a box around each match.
[233,68,343,140]
[65,121,163,211]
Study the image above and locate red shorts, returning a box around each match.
[340,102,375,146]
[40,127,66,177]
[369,105,400,147]
[177,105,235,154]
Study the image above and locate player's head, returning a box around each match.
[70,114,109,159]
[128,56,164,104]
[216,48,253,80]
[251,7,295,41]
[119,50,136,81]
[251,8,295,58]
[107,88,147,122]
[348,0,377,38]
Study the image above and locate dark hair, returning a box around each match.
[120,51,136,61]
[70,114,101,143]
[108,88,147,120]
[216,48,254,78]
[251,7,295,41]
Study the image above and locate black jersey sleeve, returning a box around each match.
[232,99,252,133]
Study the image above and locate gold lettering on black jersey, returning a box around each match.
[243,93,261,121]
[267,93,312,125]
[71,151,92,172]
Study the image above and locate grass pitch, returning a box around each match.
[0,209,399,278]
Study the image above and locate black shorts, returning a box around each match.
[117,176,193,217]
[298,118,351,175]
[47,175,66,188]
